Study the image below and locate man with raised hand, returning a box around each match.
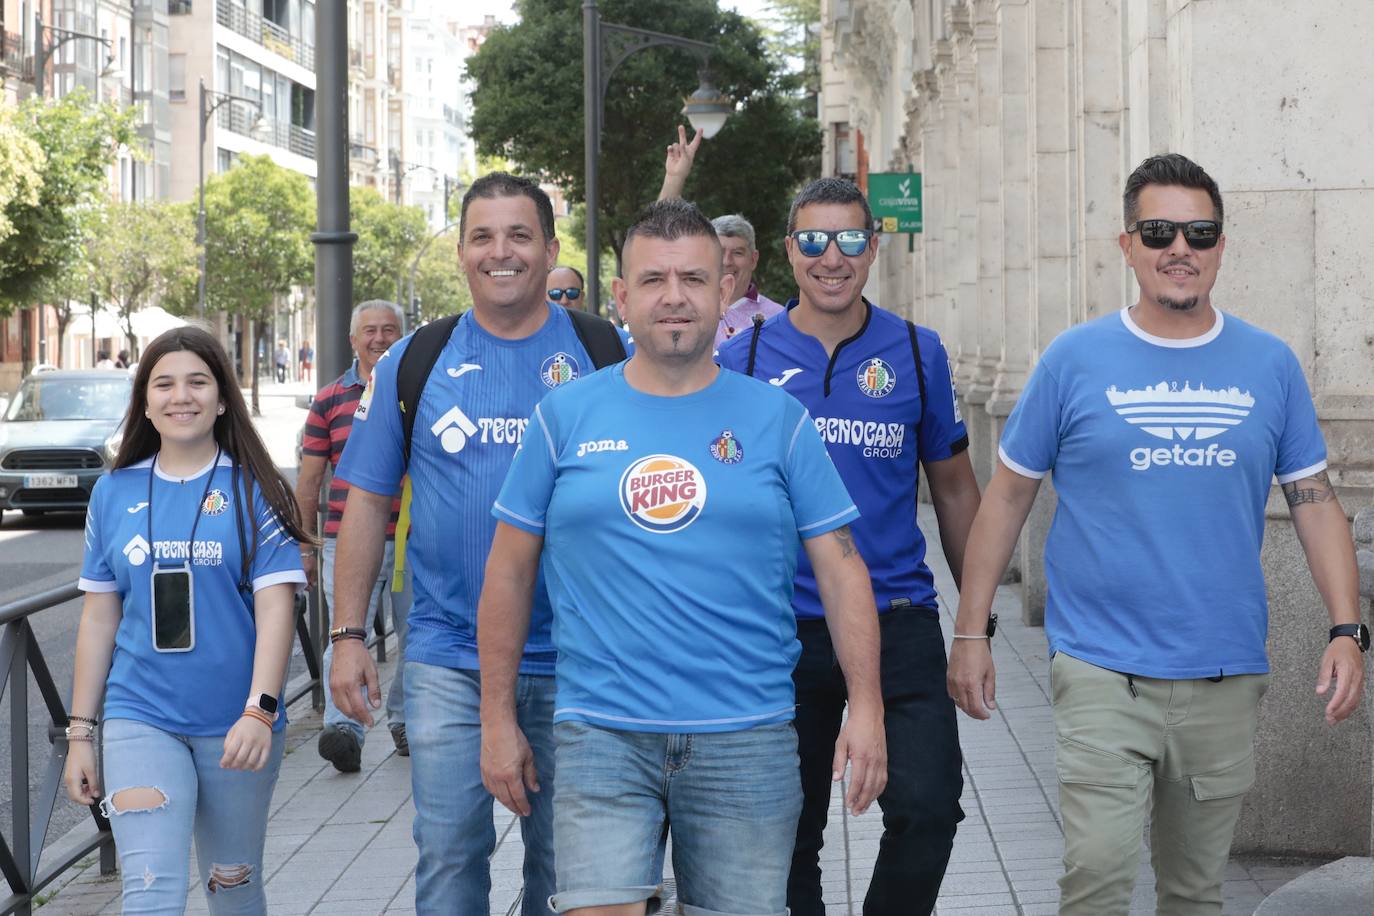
[329,173,623,914]
[718,177,980,916]
[949,153,1367,914]
[479,198,886,916]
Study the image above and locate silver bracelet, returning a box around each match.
[951,634,990,640]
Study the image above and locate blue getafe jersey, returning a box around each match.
[718,300,968,619]
[999,309,1326,678]
[337,303,619,674]
[78,455,305,735]
[494,365,859,733]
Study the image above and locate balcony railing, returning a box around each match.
[169,0,193,14]
[0,27,28,80]
[217,105,316,160]
[215,0,315,71]
[350,138,379,167]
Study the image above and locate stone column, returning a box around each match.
[1017,0,1075,625]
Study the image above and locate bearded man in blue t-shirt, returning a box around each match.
[478,199,888,916]
[950,154,1368,915]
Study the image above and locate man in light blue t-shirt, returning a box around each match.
[950,154,1367,915]
[478,199,887,916]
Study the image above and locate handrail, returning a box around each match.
[0,554,394,915]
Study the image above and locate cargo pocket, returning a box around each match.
[1189,753,1256,802]
[1056,737,1145,788]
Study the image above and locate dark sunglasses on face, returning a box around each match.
[790,228,873,258]
[548,287,582,301]
[1126,219,1222,250]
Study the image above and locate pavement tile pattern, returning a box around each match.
[33,507,1317,915]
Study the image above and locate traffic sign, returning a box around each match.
[868,172,922,233]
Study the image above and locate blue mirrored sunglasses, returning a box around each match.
[790,228,873,258]
[548,287,582,301]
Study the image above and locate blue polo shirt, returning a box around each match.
[999,308,1326,678]
[336,303,623,675]
[494,364,859,732]
[718,299,967,619]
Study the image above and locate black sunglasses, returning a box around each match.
[789,228,873,258]
[548,287,582,301]
[1126,219,1222,250]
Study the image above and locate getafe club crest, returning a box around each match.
[201,489,229,516]
[857,358,896,398]
[708,429,744,465]
[619,455,707,534]
[540,352,580,389]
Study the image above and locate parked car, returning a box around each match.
[0,370,133,516]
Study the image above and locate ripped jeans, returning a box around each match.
[101,717,285,914]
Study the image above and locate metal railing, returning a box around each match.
[0,28,25,79]
[0,552,391,915]
[215,105,316,160]
[215,0,315,71]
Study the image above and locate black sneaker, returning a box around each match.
[317,725,362,773]
[389,723,409,757]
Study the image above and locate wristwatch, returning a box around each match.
[986,613,998,639]
[246,693,280,721]
[1329,623,1370,652]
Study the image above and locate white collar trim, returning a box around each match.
[1119,306,1224,348]
[147,452,233,482]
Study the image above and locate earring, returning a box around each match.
[217,406,225,415]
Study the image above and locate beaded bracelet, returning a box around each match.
[65,724,97,741]
[69,714,99,726]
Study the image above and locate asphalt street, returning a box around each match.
[0,384,311,858]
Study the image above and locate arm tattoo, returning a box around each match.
[832,525,858,558]
[1282,470,1336,507]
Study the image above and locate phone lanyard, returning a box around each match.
[146,448,221,570]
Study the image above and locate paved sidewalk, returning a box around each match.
[35,507,1318,915]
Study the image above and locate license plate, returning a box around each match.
[24,474,78,489]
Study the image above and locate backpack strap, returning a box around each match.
[398,314,461,467]
[566,307,627,369]
[906,319,928,464]
[744,312,766,377]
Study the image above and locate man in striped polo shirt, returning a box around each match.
[297,299,409,772]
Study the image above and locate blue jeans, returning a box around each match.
[790,608,965,916]
[405,662,556,916]
[321,537,411,739]
[100,717,285,914]
[550,720,802,916]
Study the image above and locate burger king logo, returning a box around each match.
[619,455,707,534]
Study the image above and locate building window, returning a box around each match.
[169,53,186,101]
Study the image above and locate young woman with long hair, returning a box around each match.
[63,326,313,914]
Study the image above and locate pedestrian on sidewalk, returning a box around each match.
[328,173,627,915]
[948,153,1368,916]
[657,124,785,343]
[718,177,981,916]
[298,341,313,382]
[273,341,291,384]
[63,326,310,913]
[296,300,411,771]
[479,199,887,916]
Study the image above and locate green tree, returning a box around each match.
[466,0,820,300]
[766,0,821,99]
[351,186,430,304]
[0,90,136,315]
[202,154,314,414]
[412,227,472,323]
[0,106,45,250]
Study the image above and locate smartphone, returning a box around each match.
[151,564,196,652]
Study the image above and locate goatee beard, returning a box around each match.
[1158,295,1198,311]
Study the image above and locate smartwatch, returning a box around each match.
[247,693,280,721]
[1329,623,1370,652]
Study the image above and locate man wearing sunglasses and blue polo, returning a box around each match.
[949,154,1366,914]
[718,177,982,916]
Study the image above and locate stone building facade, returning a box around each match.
[818,0,1373,858]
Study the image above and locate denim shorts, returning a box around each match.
[549,719,801,916]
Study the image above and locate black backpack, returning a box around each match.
[742,311,930,458]
[396,308,627,465]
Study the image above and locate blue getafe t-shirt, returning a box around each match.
[493,364,859,732]
[718,300,968,618]
[79,454,306,735]
[999,308,1326,678]
[337,303,625,675]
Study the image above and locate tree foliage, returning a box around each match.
[202,154,314,411]
[412,228,472,323]
[351,186,430,305]
[466,0,820,298]
[0,107,45,251]
[0,90,136,314]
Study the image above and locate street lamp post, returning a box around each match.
[197,78,266,318]
[32,13,114,367]
[582,0,734,317]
